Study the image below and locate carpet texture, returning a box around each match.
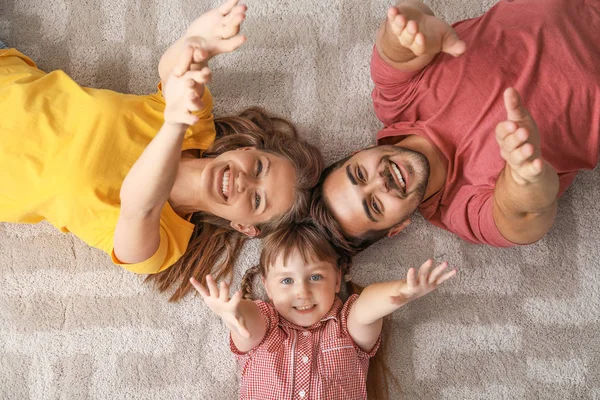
[1,0,599,399]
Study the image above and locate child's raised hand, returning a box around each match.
[184,0,247,62]
[389,259,457,305]
[190,275,251,339]
[163,43,212,126]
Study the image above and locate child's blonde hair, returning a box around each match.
[240,220,397,400]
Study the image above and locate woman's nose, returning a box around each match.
[236,171,257,193]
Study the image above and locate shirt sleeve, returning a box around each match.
[370,45,423,127]
[340,294,381,358]
[445,185,518,248]
[230,300,282,359]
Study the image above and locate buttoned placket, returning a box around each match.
[293,329,313,399]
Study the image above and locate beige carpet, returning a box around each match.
[1,0,599,399]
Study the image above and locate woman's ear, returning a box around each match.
[236,146,256,152]
[230,222,260,237]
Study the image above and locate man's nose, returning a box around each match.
[364,171,389,193]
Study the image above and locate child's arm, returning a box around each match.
[347,259,457,352]
[158,0,247,86]
[114,46,211,264]
[191,275,267,353]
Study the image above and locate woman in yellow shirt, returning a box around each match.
[0,0,324,301]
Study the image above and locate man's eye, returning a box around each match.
[281,278,293,285]
[309,275,322,281]
[256,160,263,177]
[372,198,381,214]
[254,192,261,209]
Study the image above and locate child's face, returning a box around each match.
[262,250,341,327]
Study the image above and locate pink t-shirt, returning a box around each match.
[230,295,380,400]
[371,0,600,247]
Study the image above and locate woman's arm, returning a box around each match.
[158,0,247,85]
[191,276,267,353]
[375,0,466,72]
[114,46,210,264]
[347,259,457,352]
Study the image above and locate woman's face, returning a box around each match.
[201,147,297,236]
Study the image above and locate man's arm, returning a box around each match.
[347,260,456,352]
[493,88,560,244]
[375,0,466,73]
[191,276,267,353]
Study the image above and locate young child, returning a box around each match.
[190,221,457,399]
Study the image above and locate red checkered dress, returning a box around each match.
[230,294,381,400]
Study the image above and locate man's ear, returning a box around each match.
[387,218,411,237]
[230,222,260,237]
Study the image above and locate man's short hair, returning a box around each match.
[310,155,390,257]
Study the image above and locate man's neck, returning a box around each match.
[395,135,447,201]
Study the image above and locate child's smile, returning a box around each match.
[263,250,341,327]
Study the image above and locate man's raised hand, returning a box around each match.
[495,87,546,185]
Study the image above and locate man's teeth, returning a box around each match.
[222,169,230,198]
[295,305,314,311]
[391,163,406,190]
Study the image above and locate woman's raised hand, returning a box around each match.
[389,259,457,305]
[163,41,212,126]
[184,0,247,62]
[190,275,251,339]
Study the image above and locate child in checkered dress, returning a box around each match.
[191,221,456,400]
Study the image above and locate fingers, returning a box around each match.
[173,45,195,77]
[503,87,529,121]
[213,35,247,55]
[206,274,219,297]
[406,267,417,287]
[387,7,407,37]
[442,33,466,57]
[417,258,433,283]
[190,277,209,297]
[219,281,230,302]
[436,268,458,285]
[221,5,247,39]
[218,0,239,15]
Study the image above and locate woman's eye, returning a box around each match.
[281,278,293,285]
[256,160,263,177]
[254,192,261,210]
[357,167,365,181]
[309,275,322,282]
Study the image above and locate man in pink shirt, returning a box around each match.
[312,0,599,251]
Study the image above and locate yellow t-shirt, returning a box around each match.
[0,49,216,274]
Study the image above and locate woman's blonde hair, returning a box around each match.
[240,221,396,400]
[145,107,324,302]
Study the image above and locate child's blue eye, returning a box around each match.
[309,275,322,281]
[281,278,293,285]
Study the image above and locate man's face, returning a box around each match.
[323,145,430,237]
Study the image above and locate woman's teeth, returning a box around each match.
[391,162,406,191]
[222,168,230,199]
